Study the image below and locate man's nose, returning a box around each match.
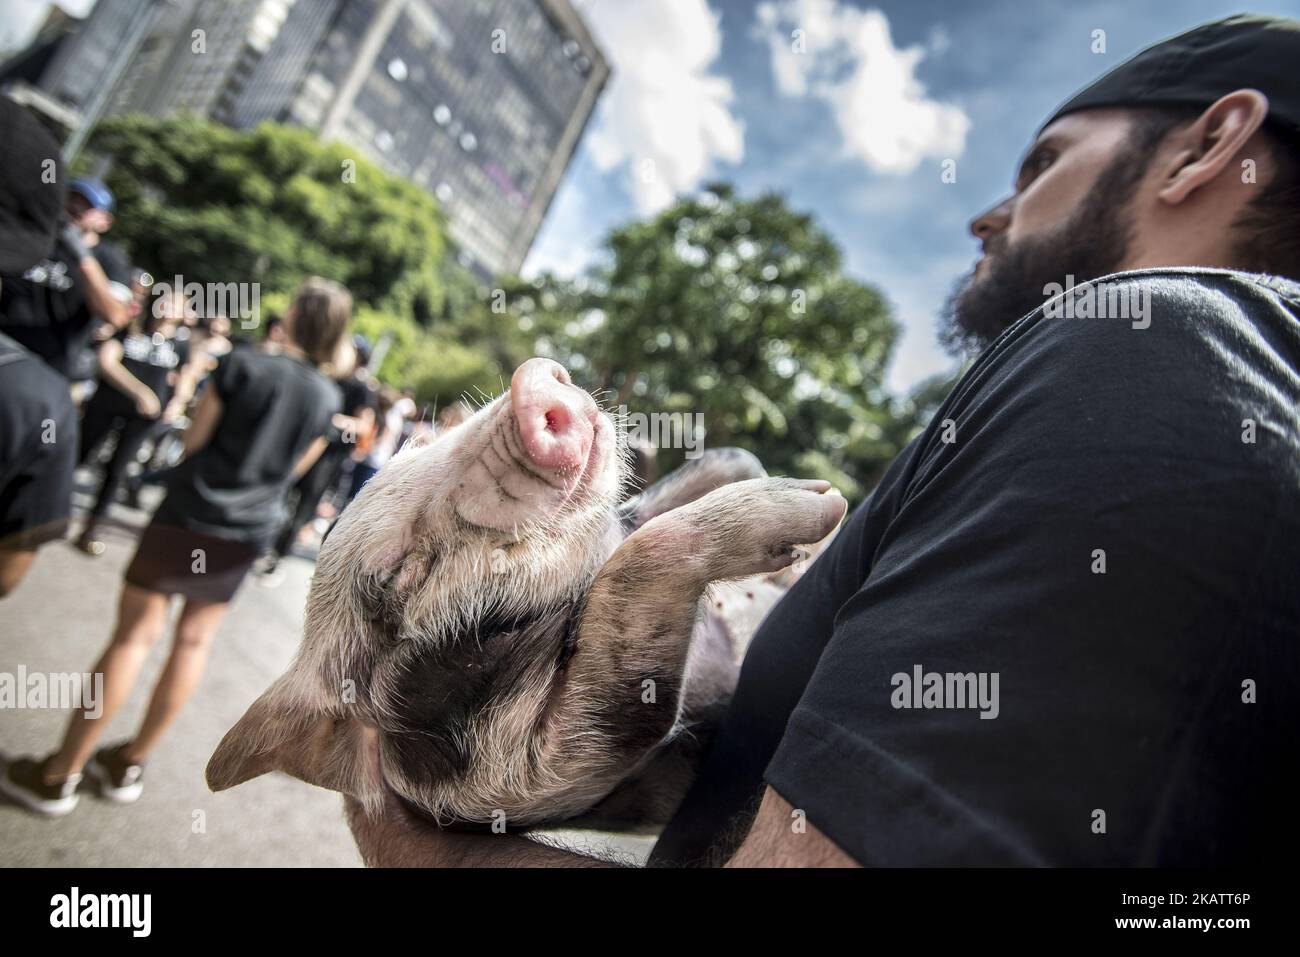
[970,197,1013,241]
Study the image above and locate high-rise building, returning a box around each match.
[6,0,609,279]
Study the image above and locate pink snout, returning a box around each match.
[510,358,597,473]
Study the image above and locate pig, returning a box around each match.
[206,357,845,832]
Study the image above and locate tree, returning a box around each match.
[85,114,447,320]
[84,114,532,405]
[509,184,914,499]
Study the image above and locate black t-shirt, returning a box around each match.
[153,347,341,547]
[650,268,1300,867]
[0,241,131,379]
[0,332,77,548]
[339,374,378,418]
[334,374,379,441]
[95,328,192,419]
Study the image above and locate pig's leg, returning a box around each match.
[548,477,845,808]
[619,447,766,530]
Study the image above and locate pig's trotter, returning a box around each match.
[678,477,847,579]
[556,475,845,800]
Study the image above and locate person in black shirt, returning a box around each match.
[338,16,1300,867]
[0,175,130,378]
[0,334,77,594]
[0,98,77,596]
[73,287,204,554]
[1,278,351,816]
[256,334,379,581]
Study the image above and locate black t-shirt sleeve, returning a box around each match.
[0,349,77,547]
[315,379,343,438]
[761,271,1300,866]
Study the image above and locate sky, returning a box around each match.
[7,0,1299,393]
[527,0,1300,393]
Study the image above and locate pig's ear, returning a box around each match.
[397,426,437,455]
[205,672,384,811]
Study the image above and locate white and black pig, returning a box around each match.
[206,357,845,832]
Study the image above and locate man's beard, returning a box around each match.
[939,152,1147,355]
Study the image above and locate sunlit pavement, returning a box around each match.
[0,480,653,867]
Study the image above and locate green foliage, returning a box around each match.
[504,184,938,500]
[89,117,951,500]
[87,114,446,318]
[350,306,506,410]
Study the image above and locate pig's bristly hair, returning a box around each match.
[292,376,679,826]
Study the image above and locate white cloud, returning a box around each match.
[755,0,970,173]
[1,0,95,51]
[576,0,744,214]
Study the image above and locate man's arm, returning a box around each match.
[95,338,160,418]
[80,258,128,329]
[343,791,619,867]
[725,787,858,867]
[344,784,855,868]
[180,386,222,458]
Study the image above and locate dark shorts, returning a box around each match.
[124,519,258,604]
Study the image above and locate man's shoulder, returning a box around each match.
[914,267,1300,498]
[1036,266,1300,332]
[973,267,1300,389]
[0,338,75,428]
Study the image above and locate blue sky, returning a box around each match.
[527,0,1300,393]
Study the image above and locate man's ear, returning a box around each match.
[1159,89,1270,205]
[205,671,385,813]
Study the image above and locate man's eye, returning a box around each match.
[1026,151,1055,179]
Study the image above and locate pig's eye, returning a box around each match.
[358,565,405,640]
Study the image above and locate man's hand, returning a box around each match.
[134,390,162,419]
[56,221,92,262]
[344,783,857,868]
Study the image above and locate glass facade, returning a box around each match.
[31,0,606,280]
[280,0,607,277]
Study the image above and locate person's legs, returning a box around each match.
[77,400,119,465]
[123,420,174,503]
[0,547,37,597]
[44,584,171,780]
[127,598,228,762]
[84,417,154,525]
[272,449,343,558]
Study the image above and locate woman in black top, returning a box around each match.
[2,278,350,813]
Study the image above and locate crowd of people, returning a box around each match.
[0,98,433,815]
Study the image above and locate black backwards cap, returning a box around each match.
[1041,14,1300,138]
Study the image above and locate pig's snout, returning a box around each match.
[511,358,597,473]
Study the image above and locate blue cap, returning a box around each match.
[69,177,114,212]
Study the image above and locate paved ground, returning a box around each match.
[1,478,653,867]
